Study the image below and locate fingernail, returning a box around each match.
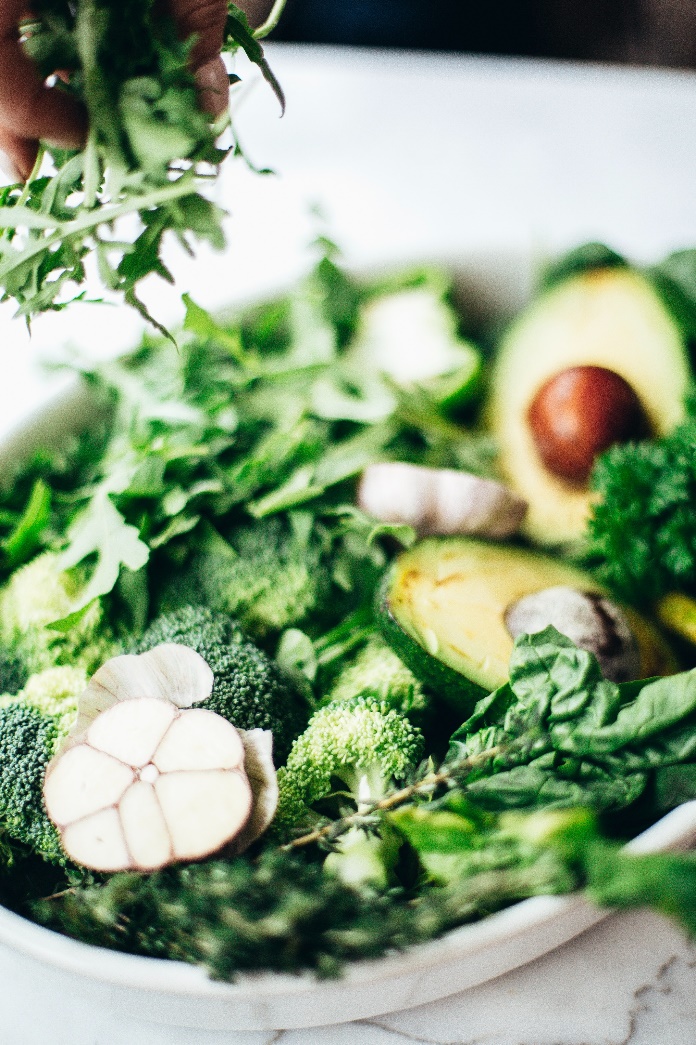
[0,150,22,185]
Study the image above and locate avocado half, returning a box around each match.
[378,537,676,715]
[489,267,691,546]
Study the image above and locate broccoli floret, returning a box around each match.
[275,696,424,837]
[325,636,427,718]
[159,518,331,640]
[0,665,87,740]
[0,551,118,676]
[0,704,64,864]
[0,648,27,696]
[135,606,310,762]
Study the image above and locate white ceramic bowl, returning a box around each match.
[1,802,696,1036]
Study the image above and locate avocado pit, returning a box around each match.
[527,365,648,485]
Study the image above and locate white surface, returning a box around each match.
[1,44,696,1044]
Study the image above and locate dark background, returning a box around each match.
[265,0,696,68]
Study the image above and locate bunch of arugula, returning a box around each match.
[0,0,284,330]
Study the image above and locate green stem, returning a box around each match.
[253,0,288,39]
[1,146,45,242]
[0,175,199,282]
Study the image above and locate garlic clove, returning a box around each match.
[231,729,279,854]
[504,585,641,683]
[62,808,131,872]
[358,462,527,539]
[71,643,214,740]
[156,770,252,861]
[44,745,134,826]
[153,709,245,773]
[87,696,176,768]
[119,781,172,871]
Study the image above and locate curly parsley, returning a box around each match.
[588,413,696,604]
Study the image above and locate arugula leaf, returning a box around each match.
[1,479,51,570]
[58,490,149,616]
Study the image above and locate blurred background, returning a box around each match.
[249,0,696,68]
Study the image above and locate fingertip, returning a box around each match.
[0,127,38,183]
[195,57,230,119]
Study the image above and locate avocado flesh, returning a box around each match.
[490,268,690,546]
[380,537,675,711]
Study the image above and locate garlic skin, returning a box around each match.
[44,698,253,872]
[504,585,641,683]
[358,462,527,539]
[68,643,214,743]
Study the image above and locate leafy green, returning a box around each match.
[33,251,484,626]
[59,490,149,616]
[447,628,696,813]
[0,480,51,571]
[0,0,283,327]
[587,413,696,603]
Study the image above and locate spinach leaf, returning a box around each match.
[448,628,696,814]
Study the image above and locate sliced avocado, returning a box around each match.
[656,592,696,648]
[489,267,691,546]
[378,537,675,714]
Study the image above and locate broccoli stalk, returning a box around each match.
[278,696,424,812]
[274,696,424,884]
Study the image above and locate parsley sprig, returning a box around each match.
[0,0,285,331]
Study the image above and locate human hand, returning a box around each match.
[0,0,269,181]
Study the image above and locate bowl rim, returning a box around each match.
[1,791,695,998]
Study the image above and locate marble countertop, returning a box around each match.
[2,44,696,1045]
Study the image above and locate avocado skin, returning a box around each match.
[376,564,487,717]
